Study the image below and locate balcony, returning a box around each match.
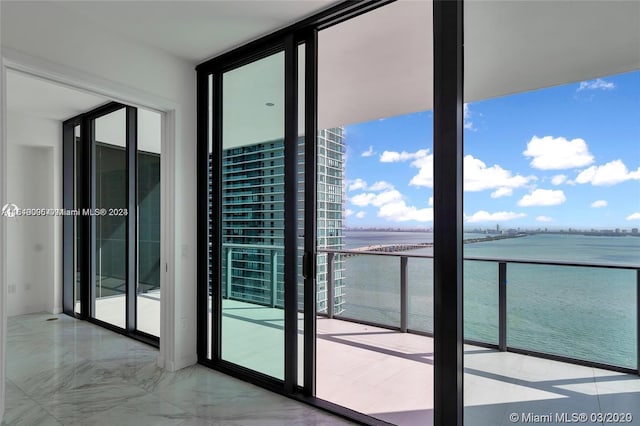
[93,247,640,425]
[316,248,640,424]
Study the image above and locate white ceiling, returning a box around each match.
[49,0,341,63]
[319,0,432,128]
[8,70,162,154]
[7,71,109,121]
[464,0,640,103]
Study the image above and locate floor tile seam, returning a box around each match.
[82,391,194,425]
[14,386,67,426]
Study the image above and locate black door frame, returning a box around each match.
[196,0,464,424]
[62,101,159,347]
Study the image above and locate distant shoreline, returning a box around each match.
[345,229,640,238]
[351,233,528,254]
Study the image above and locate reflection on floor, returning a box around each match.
[3,313,353,426]
[76,290,160,336]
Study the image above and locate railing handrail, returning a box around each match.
[317,248,639,270]
[223,243,282,250]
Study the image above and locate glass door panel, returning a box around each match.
[93,107,127,328]
[136,109,162,337]
[220,51,285,379]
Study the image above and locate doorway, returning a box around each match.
[63,102,162,343]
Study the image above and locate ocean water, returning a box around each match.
[340,231,640,369]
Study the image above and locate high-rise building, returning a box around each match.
[213,128,345,313]
[315,128,346,314]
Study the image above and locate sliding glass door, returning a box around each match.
[200,34,307,390]
[219,51,286,378]
[63,102,161,343]
[93,107,128,328]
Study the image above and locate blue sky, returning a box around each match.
[342,70,640,229]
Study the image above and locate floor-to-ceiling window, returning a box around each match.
[198,28,306,394]
[93,107,128,328]
[314,2,436,424]
[137,109,162,336]
[196,1,463,424]
[462,2,640,424]
[63,102,162,343]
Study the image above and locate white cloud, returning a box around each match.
[380,149,430,163]
[369,181,394,191]
[591,200,608,208]
[578,78,616,91]
[428,196,433,206]
[523,136,594,170]
[536,216,553,222]
[575,160,640,186]
[349,185,433,223]
[518,189,567,207]
[407,153,534,193]
[465,210,526,223]
[627,212,640,220]
[350,193,375,207]
[348,178,367,192]
[378,201,433,222]
[551,174,568,185]
[464,103,475,131]
[409,153,434,187]
[345,209,354,217]
[361,145,374,157]
[490,188,513,199]
[350,189,403,208]
[464,155,534,192]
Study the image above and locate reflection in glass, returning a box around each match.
[74,125,81,315]
[220,51,285,379]
[94,108,127,328]
[207,73,213,359]
[136,108,161,336]
[297,42,305,386]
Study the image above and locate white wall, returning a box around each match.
[0,4,198,415]
[6,112,59,316]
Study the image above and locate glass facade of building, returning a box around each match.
[315,128,345,314]
[212,128,345,312]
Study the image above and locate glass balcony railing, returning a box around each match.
[319,248,640,373]
[215,243,639,372]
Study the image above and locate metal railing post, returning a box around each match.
[498,262,507,351]
[226,248,232,299]
[637,269,639,375]
[271,250,278,307]
[327,252,335,318]
[401,256,408,332]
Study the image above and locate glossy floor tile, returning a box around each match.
[2,313,353,426]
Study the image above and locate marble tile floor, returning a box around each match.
[3,313,354,426]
